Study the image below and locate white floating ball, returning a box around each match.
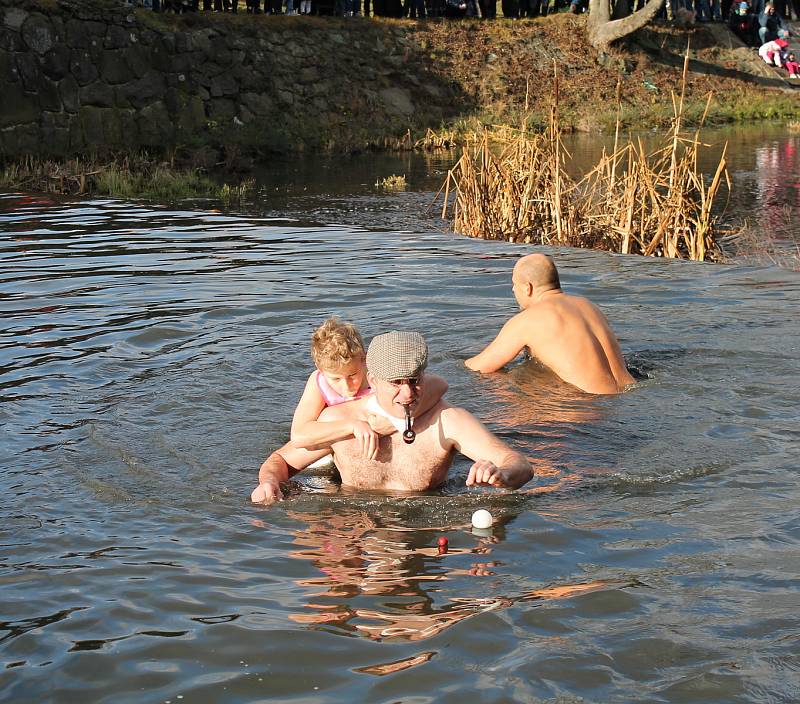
[471,509,493,529]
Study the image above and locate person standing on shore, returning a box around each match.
[464,253,634,395]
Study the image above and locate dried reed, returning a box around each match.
[414,128,459,151]
[437,54,731,261]
[0,153,256,202]
[376,174,407,191]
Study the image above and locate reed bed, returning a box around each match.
[376,174,407,191]
[414,128,459,151]
[437,57,731,262]
[0,154,240,201]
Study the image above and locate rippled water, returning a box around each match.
[2,129,800,703]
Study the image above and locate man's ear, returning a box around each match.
[367,371,377,387]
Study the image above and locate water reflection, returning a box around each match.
[754,138,800,239]
[269,507,630,648]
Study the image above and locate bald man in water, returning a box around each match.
[465,253,634,395]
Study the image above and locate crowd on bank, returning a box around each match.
[129,0,582,17]
[128,0,797,23]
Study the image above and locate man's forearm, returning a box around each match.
[500,452,534,488]
[464,351,503,373]
[258,451,291,485]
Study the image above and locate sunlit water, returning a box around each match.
[2,126,800,703]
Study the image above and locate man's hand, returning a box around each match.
[466,460,512,488]
[251,478,283,504]
[351,419,381,460]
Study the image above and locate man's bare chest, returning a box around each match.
[332,433,452,492]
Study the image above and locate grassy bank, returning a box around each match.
[0,155,254,203]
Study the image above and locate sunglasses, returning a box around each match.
[387,376,423,387]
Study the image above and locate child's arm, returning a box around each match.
[290,372,328,439]
[291,372,384,458]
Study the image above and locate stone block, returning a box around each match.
[80,80,115,108]
[0,48,15,83]
[64,19,108,48]
[138,100,171,145]
[76,105,105,146]
[3,8,28,31]
[119,71,165,109]
[124,44,150,79]
[100,108,124,147]
[42,112,71,155]
[175,32,192,53]
[156,33,176,54]
[15,52,39,91]
[238,104,254,124]
[59,74,80,113]
[208,97,236,121]
[241,91,271,116]
[0,82,38,126]
[41,44,71,80]
[2,122,41,156]
[118,109,139,148]
[38,76,63,112]
[68,117,86,151]
[99,50,130,85]
[0,26,24,52]
[298,66,319,84]
[21,13,54,55]
[164,86,181,114]
[209,71,237,97]
[176,95,206,132]
[200,61,225,79]
[105,24,130,50]
[70,50,99,86]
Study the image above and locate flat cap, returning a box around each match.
[366,331,428,381]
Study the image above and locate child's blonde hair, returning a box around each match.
[311,317,365,371]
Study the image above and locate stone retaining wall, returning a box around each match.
[0,0,468,158]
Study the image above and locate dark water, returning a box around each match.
[2,126,800,703]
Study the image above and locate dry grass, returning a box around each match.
[414,128,459,151]
[0,154,222,200]
[436,56,731,262]
[376,174,407,191]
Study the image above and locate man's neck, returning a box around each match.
[531,286,563,303]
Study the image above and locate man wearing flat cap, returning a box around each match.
[251,330,532,503]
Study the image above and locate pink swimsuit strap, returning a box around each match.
[316,370,372,406]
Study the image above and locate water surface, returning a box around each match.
[1,126,800,703]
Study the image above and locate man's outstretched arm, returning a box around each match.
[464,316,527,373]
[441,406,533,489]
[251,442,331,504]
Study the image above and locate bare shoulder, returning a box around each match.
[439,404,485,434]
[319,398,365,421]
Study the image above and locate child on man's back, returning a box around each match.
[290,317,447,460]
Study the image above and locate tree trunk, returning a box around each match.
[588,0,665,51]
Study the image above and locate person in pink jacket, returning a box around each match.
[759,37,789,66]
[783,50,799,78]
